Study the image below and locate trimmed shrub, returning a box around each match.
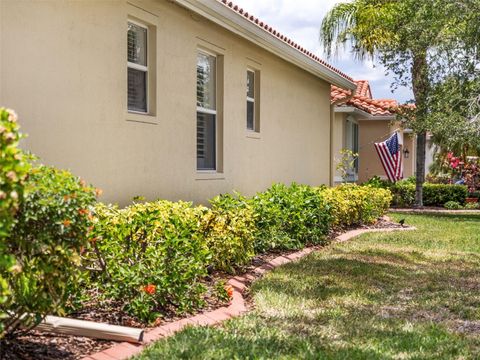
[0,108,30,338]
[362,175,391,189]
[250,183,332,253]
[1,165,97,337]
[464,202,479,209]
[444,201,462,210]
[424,184,468,206]
[390,183,468,207]
[322,185,392,227]
[202,193,256,273]
[0,109,29,238]
[88,201,210,323]
[389,183,416,207]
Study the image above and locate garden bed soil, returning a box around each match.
[0,217,403,360]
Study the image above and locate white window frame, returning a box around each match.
[196,49,218,172]
[246,69,256,131]
[345,117,359,179]
[127,19,149,115]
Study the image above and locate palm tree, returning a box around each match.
[320,0,477,207]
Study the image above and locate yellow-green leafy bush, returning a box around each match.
[87,201,210,322]
[202,193,256,273]
[322,185,392,227]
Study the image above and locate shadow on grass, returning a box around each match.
[137,212,480,359]
[137,246,480,359]
[138,312,473,360]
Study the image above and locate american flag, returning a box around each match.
[374,132,403,182]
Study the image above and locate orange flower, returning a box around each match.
[225,285,234,299]
[63,219,71,227]
[143,284,156,295]
[95,188,103,197]
[78,208,89,215]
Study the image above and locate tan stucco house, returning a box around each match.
[0,0,358,205]
[331,80,417,183]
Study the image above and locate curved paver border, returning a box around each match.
[82,225,416,360]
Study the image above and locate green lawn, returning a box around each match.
[136,213,480,359]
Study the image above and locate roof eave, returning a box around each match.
[173,0,356,90]
[334,106,397,120]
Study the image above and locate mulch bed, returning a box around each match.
[0,217,403,360]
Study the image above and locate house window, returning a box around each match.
[246,69,260,132]
[246,70,255,130]
[197,51,217,171]
[128,21,148,113]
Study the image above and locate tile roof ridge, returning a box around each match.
[217,0,353,82]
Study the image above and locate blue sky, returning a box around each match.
[231,0,413,103]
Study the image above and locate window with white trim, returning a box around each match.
[128,21,148,113]
[197,51,217,171]
[246,70,255,130]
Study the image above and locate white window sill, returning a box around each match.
[246,131,261,139]
[126,112,158,125]
[195,172,225,181]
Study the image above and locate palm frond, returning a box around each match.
[320,2,358,58]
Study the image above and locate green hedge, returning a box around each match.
[390,183,468,207]
[203,193,256,273]
[250,183,332,253]
[83,183,392,322]
[88,201,210,323]
[0,109,396,331]
[0,108,30,338]
[1,165,97,337]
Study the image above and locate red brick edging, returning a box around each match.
[82,226,415,360]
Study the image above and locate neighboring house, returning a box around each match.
[0,0,356,205]
[331,80,417,183]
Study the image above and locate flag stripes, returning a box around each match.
[374,132,403,182]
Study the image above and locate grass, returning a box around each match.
[135,213,480,359]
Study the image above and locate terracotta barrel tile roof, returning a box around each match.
[331,80,398,116]
[216,0,353,83]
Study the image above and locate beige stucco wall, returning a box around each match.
[403,133,416,178]
[358,120,394,183]
[0,0,332,205]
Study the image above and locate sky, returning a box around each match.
[231,0,413,103]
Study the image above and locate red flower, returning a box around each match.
[143,284,156,295]
[450,158,460,169]
[225,285,234,299]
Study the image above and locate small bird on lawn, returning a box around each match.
[399,219,406,227]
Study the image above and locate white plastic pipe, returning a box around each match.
[35,315,144,343]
